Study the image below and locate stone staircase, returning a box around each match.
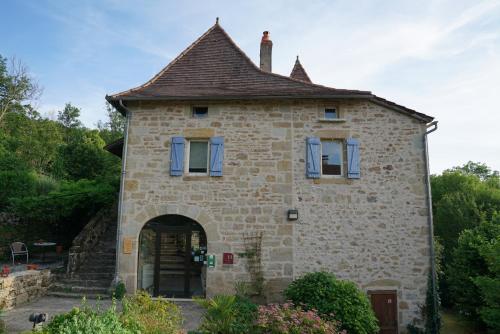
[48,205,117,299]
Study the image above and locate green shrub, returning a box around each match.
[256,302,343,334]
[113,281,126,300]
[40,302,136,334]
[121,291,182,333]
[196,295,258,334]
[284,272,379,334]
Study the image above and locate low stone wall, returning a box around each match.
[0,269,52,310]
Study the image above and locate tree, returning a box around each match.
[0,55,42,124]
[57,103,82,128]
[446,217,500,326]
[97,102,125,144]
[451,161,499,181]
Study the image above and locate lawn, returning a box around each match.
[441,309,482,334]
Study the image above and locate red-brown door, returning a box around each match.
[370,291,398,334]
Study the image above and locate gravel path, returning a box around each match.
[2,296,204,333]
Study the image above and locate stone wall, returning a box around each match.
[0,270,52,310]
[117,99,430,331]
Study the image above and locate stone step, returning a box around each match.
[51,283,109,294]
[70,273,114,280]
[58,278,112,288]
[46,291,110,299]
[78,266,115,273]
[82,258,116,266]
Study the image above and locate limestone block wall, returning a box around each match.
[0,269,52,310]
[117,99,431,329]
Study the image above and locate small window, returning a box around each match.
[193,106,208,118]
[321,139,343,176]
[188,140,209,174]
[324,108,338,120]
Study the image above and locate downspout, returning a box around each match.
[424,120,438,329]
[114,100,131,285]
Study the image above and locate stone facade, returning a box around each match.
[117,99,430,331]
[0,269,52,310]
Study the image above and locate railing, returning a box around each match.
[67,202,117,276]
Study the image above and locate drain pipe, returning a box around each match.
[114,100,131,285]
[424,120,438,329]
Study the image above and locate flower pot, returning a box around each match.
[56,245,63,254]
[1,265,10,277]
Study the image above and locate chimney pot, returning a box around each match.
[260,31,272,72]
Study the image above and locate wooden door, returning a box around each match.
[370,291,398,334]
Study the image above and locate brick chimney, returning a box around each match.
[260,31,272,72]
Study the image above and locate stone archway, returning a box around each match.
[137,214,208,298]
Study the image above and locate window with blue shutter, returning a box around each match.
[209,136,224,176]
[306,137,321,178]
[170,136,185,176]
[346,138,360,179]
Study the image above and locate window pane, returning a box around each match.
[189,141,208,173]
[322,140,342,175]
[193,107,208,118]
[325,108,337,119]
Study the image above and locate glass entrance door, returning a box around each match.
[156,230,189,297]
[138,216,207,298]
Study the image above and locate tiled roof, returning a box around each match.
[290,57,312,83]
[106,23,433,123]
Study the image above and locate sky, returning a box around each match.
[1,0,500,173]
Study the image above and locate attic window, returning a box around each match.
[193,107,208,118]
[324,108,338,120]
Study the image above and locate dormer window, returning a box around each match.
[324,108,338,120]
[193,106,208,118]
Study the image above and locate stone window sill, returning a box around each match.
[183,175,211,181]
[313,178,352,185]
[318,118,346,123]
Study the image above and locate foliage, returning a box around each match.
[57,103,82,128]
[40,301,137,334]
[431,162,500,308]
[472,227,500,331]
[113,282,127,300]
[256,302,344,334]
[97,102,125,144]
[196,294,258,334]
[0,55,41,124]
[284,272,379,334]
[446,216,500,330]
[121,291,182,334]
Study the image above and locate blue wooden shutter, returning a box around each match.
[209,136,224,176]
[170,136,184,176]
[306,137,321,178]
[347,138,360,179]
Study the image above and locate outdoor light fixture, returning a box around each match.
[29,313,47,329]
[287,209,299,221]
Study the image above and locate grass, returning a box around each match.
[441,309,482,334]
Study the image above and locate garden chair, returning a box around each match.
[10,242,29,265]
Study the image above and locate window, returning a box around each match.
[192,106,208,118]
[187,140,209,174]
[321,139,343,176]
[324,108,338,120]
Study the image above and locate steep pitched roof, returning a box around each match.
[290,57,312,83]
[106,23,433,123]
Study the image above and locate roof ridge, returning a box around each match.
[109,23,220,99]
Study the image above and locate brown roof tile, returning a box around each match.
[106,23,433,123]
[290,57,312,83]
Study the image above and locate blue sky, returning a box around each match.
[1,0,500,173]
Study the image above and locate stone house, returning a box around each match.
[105,21,436,332]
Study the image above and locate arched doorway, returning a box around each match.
[137,215,207,298]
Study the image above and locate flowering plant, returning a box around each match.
[256,302,345,334]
